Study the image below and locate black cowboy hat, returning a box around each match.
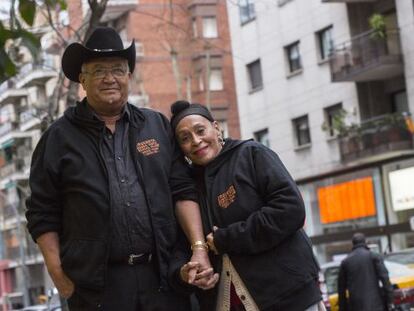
[62,27,135,82]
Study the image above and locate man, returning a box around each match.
[26,27,214,311]
[338,233,394,311]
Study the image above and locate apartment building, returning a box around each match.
[0,22,59,310]
[68,0,240,137]
[227,0,414,262]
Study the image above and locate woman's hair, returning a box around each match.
[170,100,214,131]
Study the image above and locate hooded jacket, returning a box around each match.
[26,99,196,302]
[171,139,321,311]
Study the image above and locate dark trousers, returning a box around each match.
[67,261,191,311]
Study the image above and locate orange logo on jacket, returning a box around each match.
[136,139,160,156]
[217,185,236,209]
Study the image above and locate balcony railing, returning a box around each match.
[0,154,31,180]
[338,113,414,163]
[0,79,28,106]
[0,123,13,137]
[100,0,138,22]
[329,29,403,82]
[15,57,56,88]
[18,107,44,132]
[0,162,17,179]
[1,203,25,223]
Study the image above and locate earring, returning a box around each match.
[184,156,192,165]
[218,135,225,146]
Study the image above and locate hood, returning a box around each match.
[64,98,105,135]
[64,98,146,137]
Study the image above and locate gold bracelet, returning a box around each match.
[191,240,208,251]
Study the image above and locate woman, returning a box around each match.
[169,101,323,311]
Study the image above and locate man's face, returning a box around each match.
[79,57,131,116]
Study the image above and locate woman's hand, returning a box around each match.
[206,226,219,255]
[180,261,201,284]
[180,261,219,290]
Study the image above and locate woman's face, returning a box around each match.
[175,114,222,166]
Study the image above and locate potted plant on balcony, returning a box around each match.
[369,13,386,40]
[321,108,361,138]
[321,109,362,158]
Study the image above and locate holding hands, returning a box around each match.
[180,227,220,290]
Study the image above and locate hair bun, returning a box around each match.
[171,100,190,116]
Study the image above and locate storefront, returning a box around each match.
[298,155,414,263]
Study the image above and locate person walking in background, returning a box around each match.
[168,100,323,311]
[25,27,212,311]
[338,233,394,311]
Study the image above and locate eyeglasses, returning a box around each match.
[82,67,128,79]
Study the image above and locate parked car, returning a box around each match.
[319,260,414,311]
[385,248,414,269]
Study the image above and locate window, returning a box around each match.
[135,41,144,58]
[192,18,198,38]
[239,0,255,24]
[209,69,223,91]
[293,115,311,146]
[202,17,218,38]
[198,71,204,91]
[285,42,302,73]
[317,26,334,61]
[324,103,343,137]
[254,129,270,147]
[218,120,228,138]
[58,10,69,26]
[392,90,409,113]
[246,59,263,92]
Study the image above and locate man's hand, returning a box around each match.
[36,232,74,299]
[49,267,75,299]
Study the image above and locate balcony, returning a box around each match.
[0,80,28,106]
[0,156,31,188]
[0,124,32,149]
[15,58,56,88]
[0,162,18,179]
[101,0,138,22]
[338,113,414,163]
[19,108,45,132]
[329,30,403,82]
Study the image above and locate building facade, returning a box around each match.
[0,18,59,309]
[227,0,414,262]
[0,0,241,307]
[68,0,241,137]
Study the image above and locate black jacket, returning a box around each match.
[338,244,394,311]
[26,99,196,301]
[171,139,321,310]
